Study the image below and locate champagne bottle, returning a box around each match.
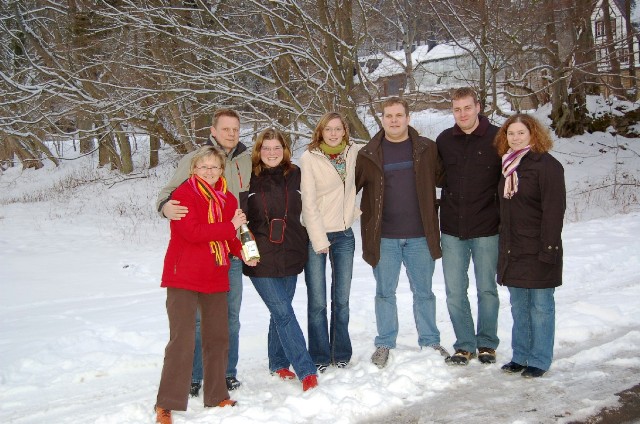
[239,224,260,261]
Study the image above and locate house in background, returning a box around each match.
[591,0,640,97]
[359,44,430,98]
[359,41,485,109]
[413,41,480,91]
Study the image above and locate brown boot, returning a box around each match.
[155,405,172,424]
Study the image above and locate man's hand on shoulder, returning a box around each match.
[162,200,189,220]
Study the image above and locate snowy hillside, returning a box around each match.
[1,108,639,424]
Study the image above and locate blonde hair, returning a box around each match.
[190,146,226,174]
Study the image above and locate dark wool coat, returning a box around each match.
[355,126,444,267]
[436,115,501,239]
[497,152,566,289]
[161,178,242,293]
[240,165,308,278]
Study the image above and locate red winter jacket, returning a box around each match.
[161,178,242,293]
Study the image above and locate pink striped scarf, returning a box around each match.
[501,146,531,199]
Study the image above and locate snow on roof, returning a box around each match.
[422,41,473,62]
[364,44,430,80]
[362,41,475,80]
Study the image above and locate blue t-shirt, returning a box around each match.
[381,138,424,238]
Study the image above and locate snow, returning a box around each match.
[1,107,639,424]
[362,41,475,81]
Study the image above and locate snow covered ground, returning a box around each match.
[1,108,639,424]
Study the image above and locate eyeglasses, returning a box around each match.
[323,126,344,134]
[261,146,283,153]
[196,165,222,171]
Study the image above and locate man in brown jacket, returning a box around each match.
[355,97,448,369]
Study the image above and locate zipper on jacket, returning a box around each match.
[311,148,350,231]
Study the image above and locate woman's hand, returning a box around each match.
[241,250,259,266]
[231,209,247,229]
[316,248,329,254]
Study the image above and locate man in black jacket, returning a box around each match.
[436,88,501,366]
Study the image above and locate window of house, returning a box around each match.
[619,48,630,64]
[595,19,616,38]
[596,48,609,64]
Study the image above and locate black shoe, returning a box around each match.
[335,361,349,369]
[316,364,328,373]
[445,349,476,366]
[189,381,201,397]
[226,376,242,391]
[501,361,526,373]
[478,347,496,364]
[521,366,546,378]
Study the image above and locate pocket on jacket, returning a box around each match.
[516,228,541,254]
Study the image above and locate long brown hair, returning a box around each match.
[251,128,295,176]
[494,114,553,156]
[307,112,351,151]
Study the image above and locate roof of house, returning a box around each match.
[361,40,475,80]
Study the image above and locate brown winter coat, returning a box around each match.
[355,126,444,267]
[497,152,566,289]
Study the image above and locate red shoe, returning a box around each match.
[302,374,318,391]
[154,405,172,424]
[273,368,296,380]
[217,399,238,407]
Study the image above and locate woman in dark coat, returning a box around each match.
[241,128,318,391]
[494,114,565,378]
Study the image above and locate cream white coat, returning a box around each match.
[300,143,362,252]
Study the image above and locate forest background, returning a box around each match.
[2,0,640,174]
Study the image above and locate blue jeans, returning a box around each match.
[441,233,500,352]
[251,275,316,380]
[372,237,440,348]
[508,287,555,371]
[304,229,355,365]
[192,257,243,383]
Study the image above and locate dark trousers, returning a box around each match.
[156,288,229,410]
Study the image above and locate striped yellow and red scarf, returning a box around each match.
[189,174,230,266]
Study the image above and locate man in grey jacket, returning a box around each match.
[156,109,252,393]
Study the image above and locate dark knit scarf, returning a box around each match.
[188,174,230,265]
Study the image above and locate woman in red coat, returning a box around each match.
[155,146,257,424]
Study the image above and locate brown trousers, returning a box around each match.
[156,288,229,410]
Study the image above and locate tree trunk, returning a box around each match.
[6,137,44,169]
[77,115,94,154]
[114,125,133,174]
[149,133,160,168]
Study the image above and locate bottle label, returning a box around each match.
[242,240,260,261]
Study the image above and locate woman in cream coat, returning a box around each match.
[301,112,361,372]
